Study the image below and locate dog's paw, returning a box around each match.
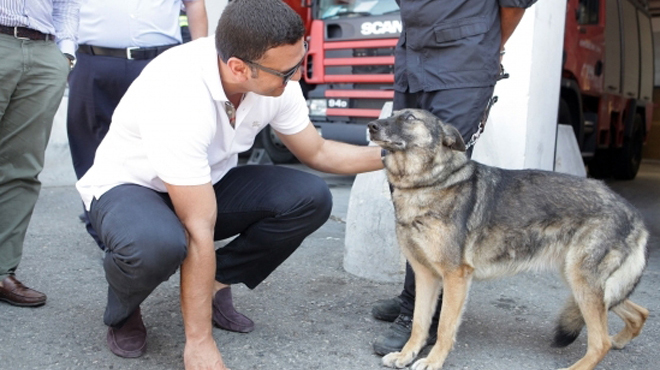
[411,358,443,370]
[382,351,416,369]
[610,335,628,350]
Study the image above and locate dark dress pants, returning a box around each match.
[392,86,494,318]
[88,165,333,326]
[67,52,151,249]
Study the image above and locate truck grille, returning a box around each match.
[306,38,397,123]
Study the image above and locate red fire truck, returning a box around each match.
[560,0,653,179]
[267,0,653,180]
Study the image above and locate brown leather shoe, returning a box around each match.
[0,275,47,307]
[107,307,147,358]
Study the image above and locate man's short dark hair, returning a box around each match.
[215,0,306,62]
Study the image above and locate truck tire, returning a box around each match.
[260,126,295,164]
[588,149,612,179]
[557,98,578,139]
[612,113,644,180]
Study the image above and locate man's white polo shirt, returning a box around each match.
[76,37,310,210]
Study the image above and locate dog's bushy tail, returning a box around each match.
[552,296,584,347]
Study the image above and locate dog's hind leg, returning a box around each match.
[561,284,611,370]
[553,295,585,348]
[382,263,441,369]
[411,265,473,370]
[611,299,648,350]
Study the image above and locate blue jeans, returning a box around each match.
[89,165,333,326]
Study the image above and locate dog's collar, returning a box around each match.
[388,161,471,190]
[380,148,388,160]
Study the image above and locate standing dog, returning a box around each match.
[368,109,649,370]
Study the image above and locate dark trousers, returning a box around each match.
[67,52,151,179]
[393,86,494,317]
[88,165,333,326]
[67,52,152,248]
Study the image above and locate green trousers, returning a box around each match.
[0,33,69,280]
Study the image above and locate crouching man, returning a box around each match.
[75,0,382,368]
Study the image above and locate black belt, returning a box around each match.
[77,44,178,60]
[0,25,55,41]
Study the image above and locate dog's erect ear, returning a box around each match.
[441,123,466,152]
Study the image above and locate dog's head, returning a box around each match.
[368,109,466,153]
[368,109,468,188]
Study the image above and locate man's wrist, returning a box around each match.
[184,330,215,346]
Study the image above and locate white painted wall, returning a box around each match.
[205,0,227,36]
[472,0,567,171]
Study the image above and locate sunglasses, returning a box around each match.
[238,41,308,85]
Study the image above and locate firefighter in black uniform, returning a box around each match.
[372,0,539,355]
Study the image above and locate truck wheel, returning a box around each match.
[260,126,295,164]
[557,98,573,133]
[588,149,612,179]
[612,113,644,180]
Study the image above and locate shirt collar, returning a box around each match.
[200,37,229,102]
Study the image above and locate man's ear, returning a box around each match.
[441,123,466,152]
[225,57,251,82]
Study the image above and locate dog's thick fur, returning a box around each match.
[368,109,649,370]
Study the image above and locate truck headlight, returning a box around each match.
[308,99,327,116]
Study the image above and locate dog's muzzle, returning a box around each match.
[367,120,384,141]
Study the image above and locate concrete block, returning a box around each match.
[344,102,405,283]
[554,124,587,177]
[247,148,273,165]
[343,168,405,283]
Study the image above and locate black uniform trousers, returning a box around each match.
[393,86,494,318]
[67,52,152,248]
[89,165,333,326]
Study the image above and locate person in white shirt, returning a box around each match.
[76,0,383,367]
[67,0,208,250]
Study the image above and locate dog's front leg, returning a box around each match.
[382,262,441,369]
[411,265,473,370]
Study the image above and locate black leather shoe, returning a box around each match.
[371,296,402,322]
[372,314,437,356]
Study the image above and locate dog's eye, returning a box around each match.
[404,112,416,121]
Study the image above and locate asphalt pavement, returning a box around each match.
[1,161,659,370]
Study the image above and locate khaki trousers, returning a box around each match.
[0,33,68,279]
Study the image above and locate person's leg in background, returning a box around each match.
[0,36,68,307]
[67,53,149,250]
[372,86,494,355]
